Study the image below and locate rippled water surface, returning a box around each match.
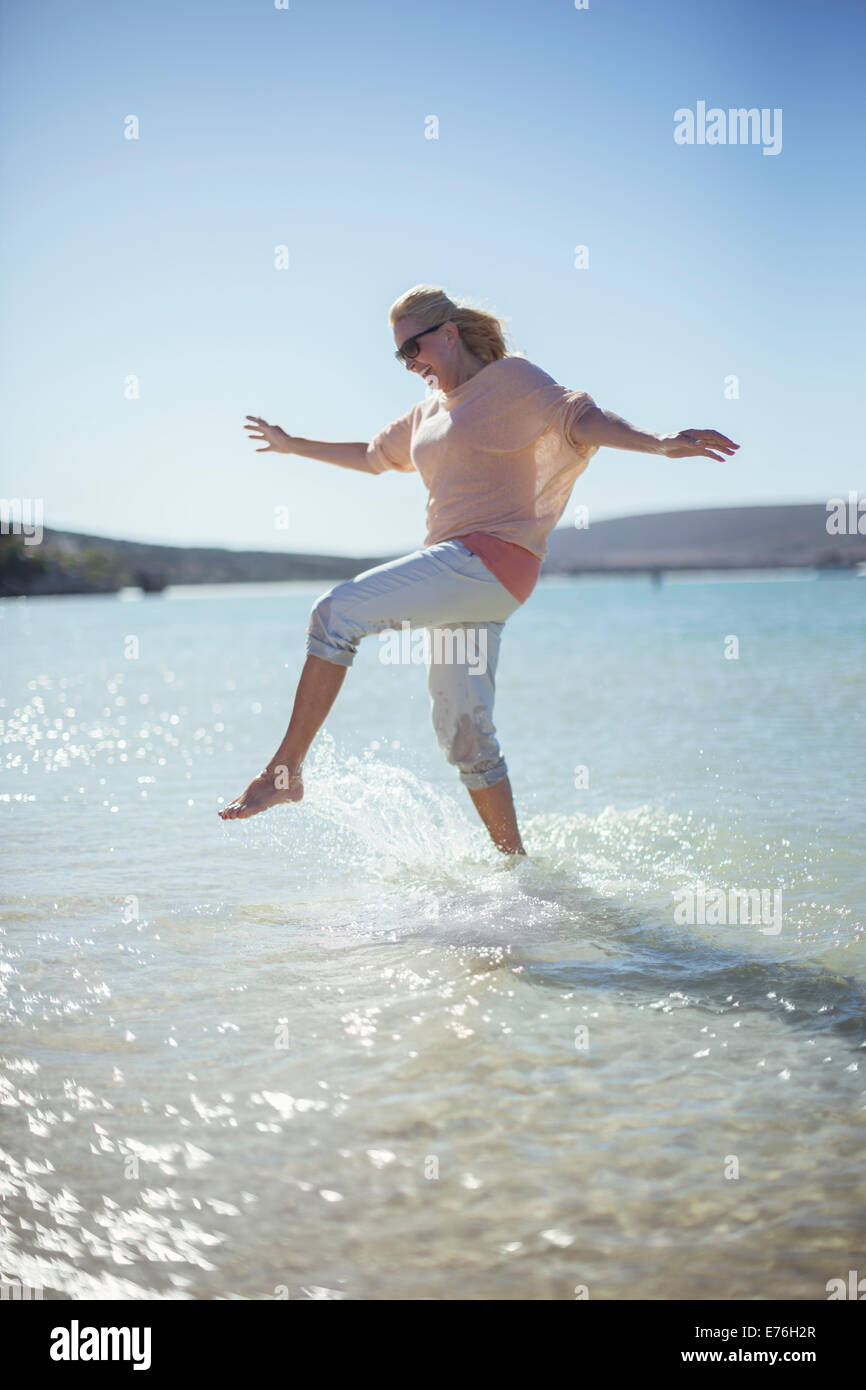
[1,575,864,1299]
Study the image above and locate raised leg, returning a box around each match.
[218,654,346,820]
[220,542,522,831]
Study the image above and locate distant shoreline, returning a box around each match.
[2,502,864,598]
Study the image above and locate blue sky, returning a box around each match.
[1,0,863,557]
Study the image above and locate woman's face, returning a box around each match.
[392,316,456,390]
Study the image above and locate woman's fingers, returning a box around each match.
[245,414,278,450]
[665,429,738,460]
[680,429,739,460]
[690,429,739,451]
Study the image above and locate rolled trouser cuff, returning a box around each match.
[459,756,509,791]
[305,631,357,667]
[305,589,362,667]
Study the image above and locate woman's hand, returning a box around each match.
[659,429,740,462]
[244,415,293,454]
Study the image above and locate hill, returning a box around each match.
[0,527,391,597]
[1,502,863,597]
[543,503,866,573]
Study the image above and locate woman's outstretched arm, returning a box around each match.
[244,416,375,471]
[569,405,739,462]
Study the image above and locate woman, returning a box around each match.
[218,284,738,854]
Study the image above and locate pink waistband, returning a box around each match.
[454,532,542,604]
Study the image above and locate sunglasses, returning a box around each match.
[394,321,447,362]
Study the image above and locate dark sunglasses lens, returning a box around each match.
[402,338,419,360]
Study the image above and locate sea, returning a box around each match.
[1,571,864,1301]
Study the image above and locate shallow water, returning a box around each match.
[1,575,864,1299]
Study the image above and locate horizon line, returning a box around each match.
[36,496,837,558]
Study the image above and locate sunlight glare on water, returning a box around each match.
[1,577,864,1299]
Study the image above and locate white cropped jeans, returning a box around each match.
[305,539,523,790]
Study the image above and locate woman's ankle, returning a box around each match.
[262,759,303,782]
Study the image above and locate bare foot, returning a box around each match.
[218,764,304,821]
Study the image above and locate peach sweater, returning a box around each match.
[363,355,598,599]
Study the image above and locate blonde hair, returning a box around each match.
[389,284,511,364]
